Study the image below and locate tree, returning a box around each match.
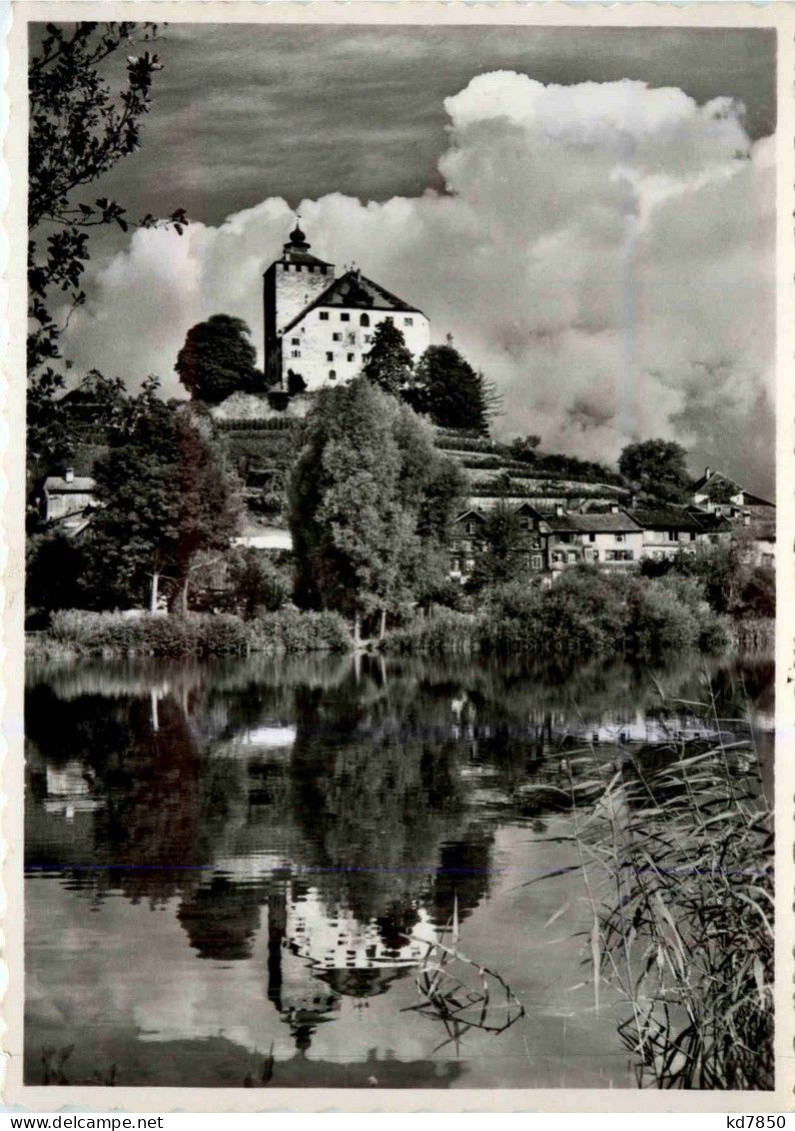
[467,502,533,592]
[175,315,263,404]
[412,341,494,434]
[508,435,541,463]
[89,389,241,611]
[618,439,691,502]
[288,378,466,642]
[28,22,186,405]
[362,318,414,397]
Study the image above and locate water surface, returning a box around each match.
[25,650,773,1088]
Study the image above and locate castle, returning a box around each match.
[262,223,430,391]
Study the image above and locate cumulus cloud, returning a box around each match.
[63,72,775,493]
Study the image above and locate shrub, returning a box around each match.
[384,569,731,661]
[49,609,252,655]
[214,417,300,432]
[251,606,351,652]
[381,607,482,654]
[630,578,700,656]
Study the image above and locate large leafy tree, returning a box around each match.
[288,378,466,641]
[89,389,241,611]
[412,340,496,434]
[28,21,186,468]
[618,439,692,502]
[362,317,414,397]
[467,502,534,592]
[175,315,263,404]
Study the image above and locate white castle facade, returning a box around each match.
[263,223,430,391]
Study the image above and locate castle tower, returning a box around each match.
[263,222,335,389]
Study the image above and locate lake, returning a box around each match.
[24,649,773,1089]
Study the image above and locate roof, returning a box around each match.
[742,491,775,508]
[281,270,424,335]
[632,506,708,532]
[691,471,744,504]
[44,476,96,493]
[454,509,487,524]
[273,223,333,271]
[540,510,641,534]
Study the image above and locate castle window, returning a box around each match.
[291,350,300,358]
[319,312,329,321]
[360,313,370,327]
[326,352,334,362]
[340,313,350,322]
[333,332,342,341]
[320,266,327,274]
[308,266,314,273]
[295,264,302,272]
[291,338,300,345]
[364,334,373,344]
[329,370,336,380]
[589,533,596,542]
[615,533,625,543]
[405,317,413,326]
[347,353,355,362]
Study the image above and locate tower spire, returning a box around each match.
[285,215,309,252]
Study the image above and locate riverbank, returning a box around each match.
[28,607,351,659]
[27,564,775,660]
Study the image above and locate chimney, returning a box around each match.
[704,466,712,480]
[609,503,619,515]
[554,502,564,517]
[743,511,751,527]
[64,467,74,483]
[629,493,637,510]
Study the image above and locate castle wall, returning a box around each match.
[284,307,430,392]
[274,262,332,334]
[264,261,334,387]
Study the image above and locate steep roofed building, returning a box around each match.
[263,223,429,391]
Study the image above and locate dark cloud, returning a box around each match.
[62,24,776,226]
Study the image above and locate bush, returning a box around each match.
[214,417,300,432]
[251,606,351,652]
[380,607,482,654]
[384,568,731,661]
[49,609,252,655]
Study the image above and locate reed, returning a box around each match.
[536,682,773,1089]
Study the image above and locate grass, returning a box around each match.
[534,677,773,1089]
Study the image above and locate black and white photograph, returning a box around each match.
[5,1,791,1109]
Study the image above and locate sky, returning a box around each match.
[44,23,777,495]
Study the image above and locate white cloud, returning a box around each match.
[63,72,775,492]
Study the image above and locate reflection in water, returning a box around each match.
[24,650,773,1087]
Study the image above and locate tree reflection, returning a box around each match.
[26,647,773,1032]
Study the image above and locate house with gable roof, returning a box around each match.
[529,503,644,571]
[630,504,732,561]
[263,223,430,391]
[690,467,775,566]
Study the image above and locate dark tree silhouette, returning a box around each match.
[362,318,414,397]
[175,315,262,404]
[619,439,691,502]
[28,22,186,462]
[412,341,496,434]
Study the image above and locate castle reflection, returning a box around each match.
[25,650,773,1053]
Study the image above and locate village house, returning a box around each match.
[40,468,97,536]
[690,467,776,565]
[263,223,430,391]
[535,505,644,571]
[449,507,544,581]
[630,504,732,560]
